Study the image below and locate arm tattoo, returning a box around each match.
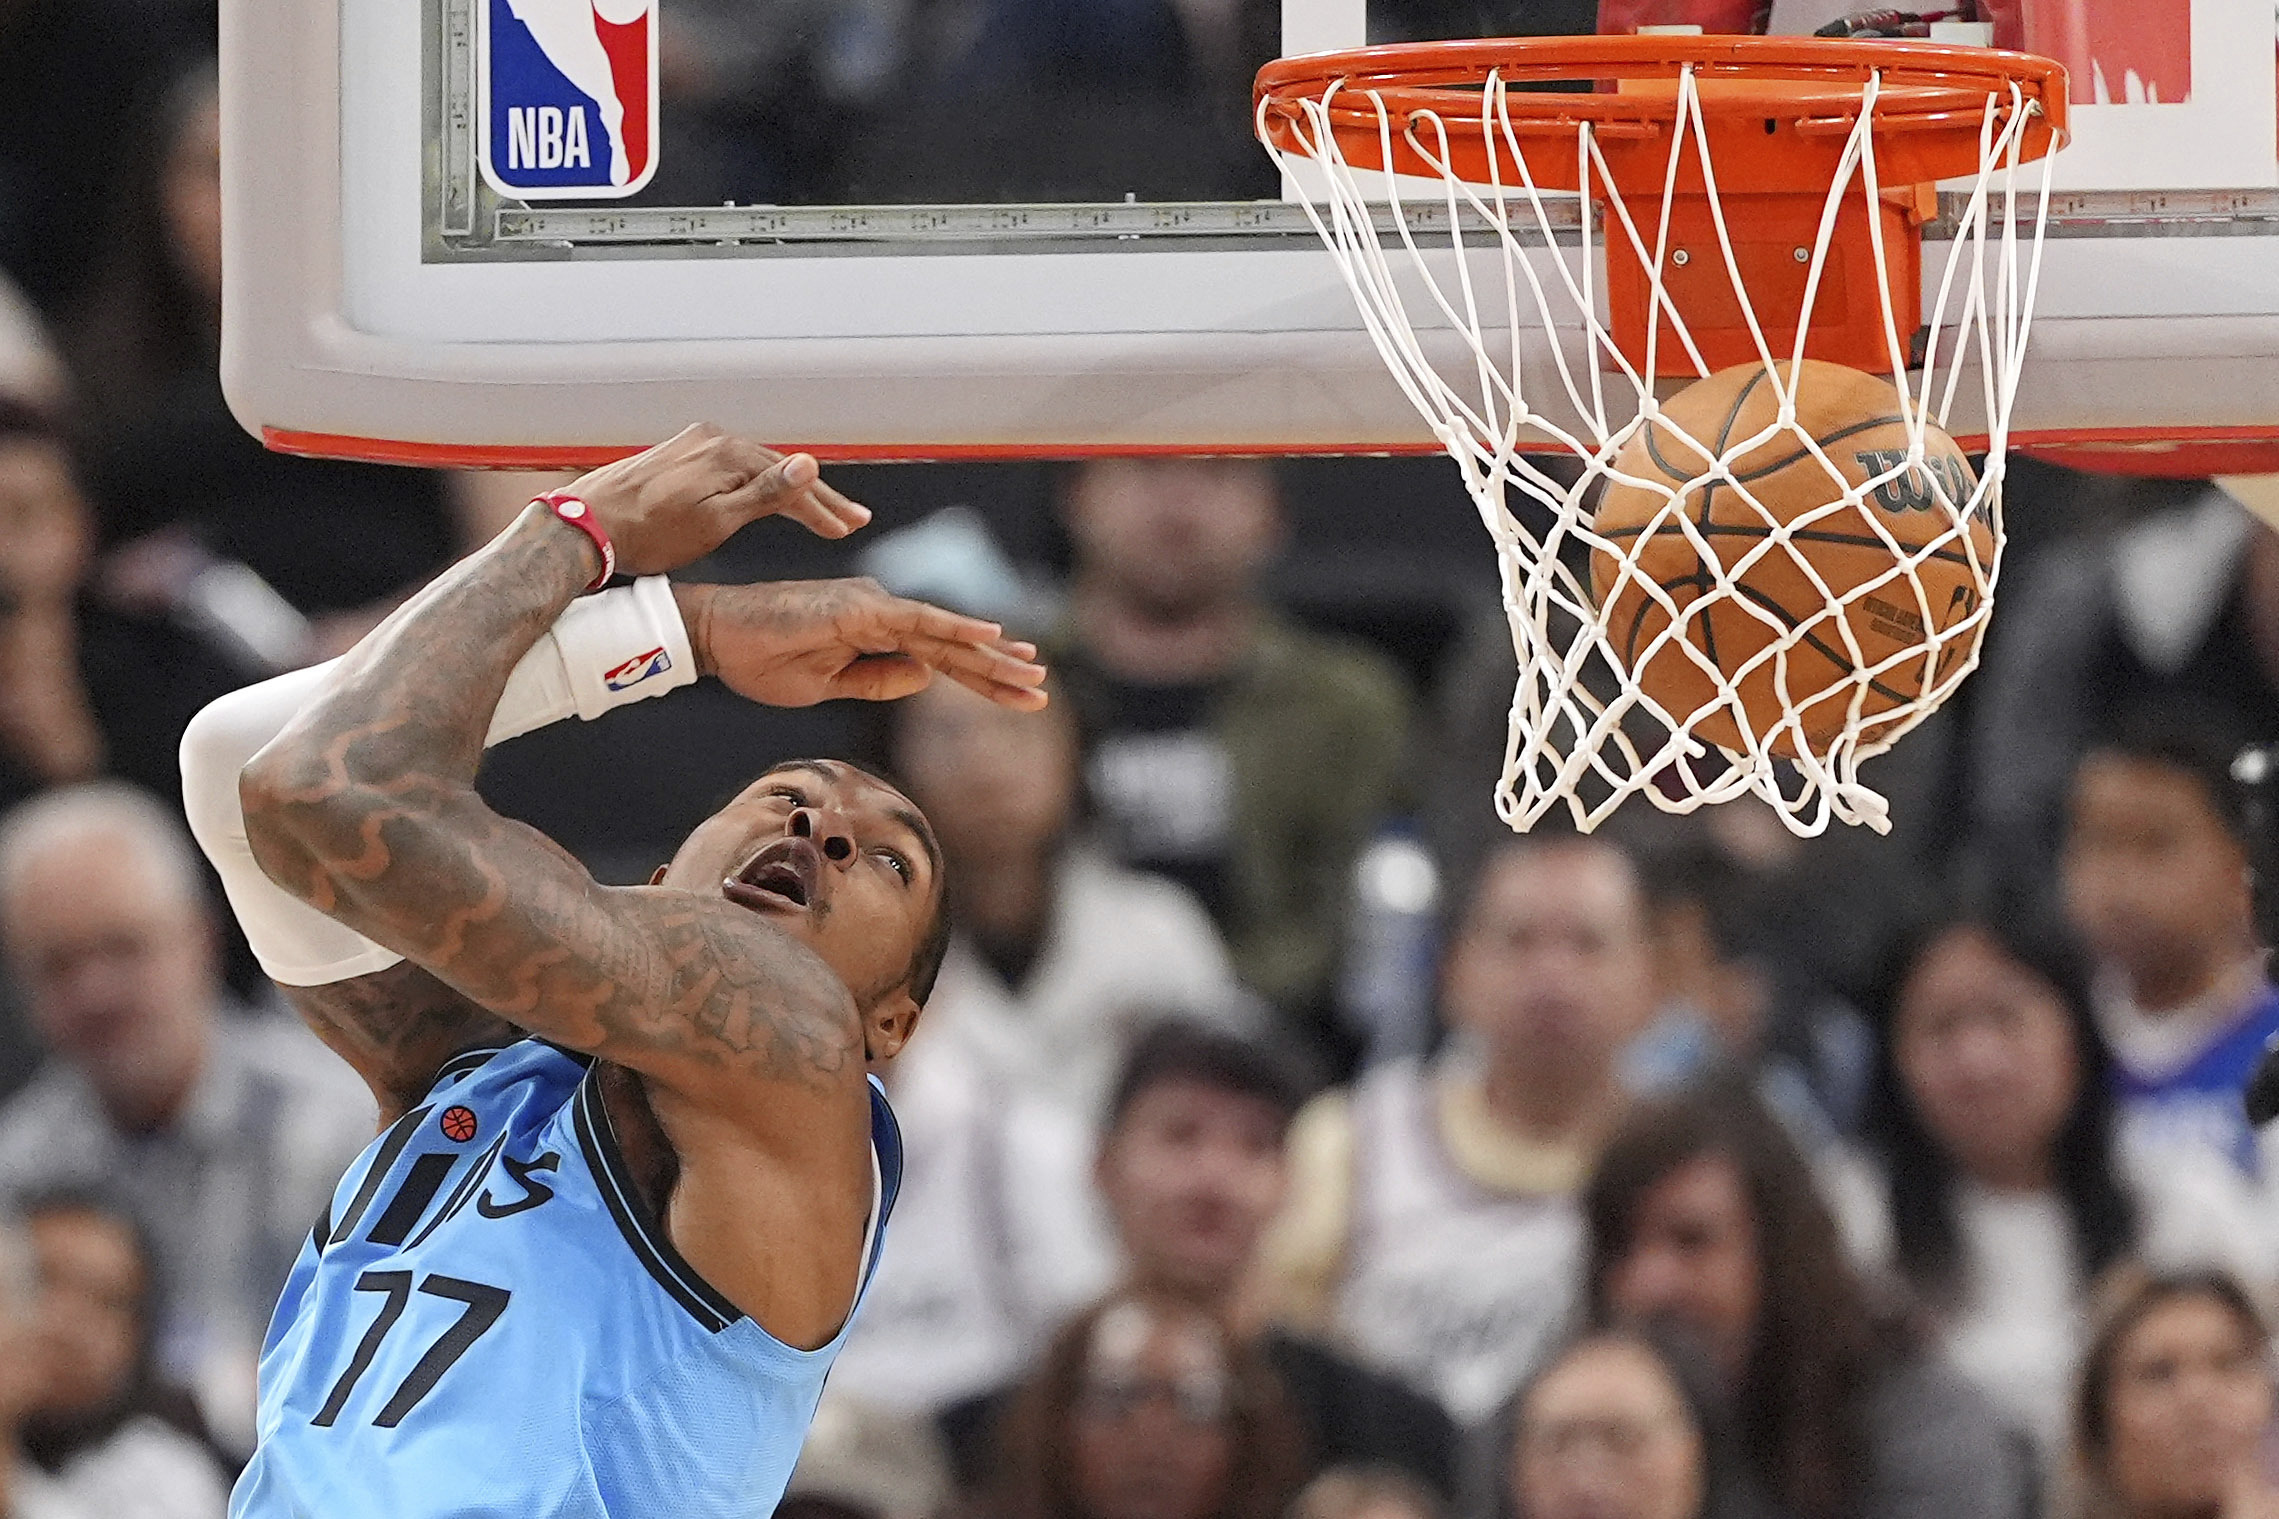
[241,510,863,1112]
[283,965,517,1123]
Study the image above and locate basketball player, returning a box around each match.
[176,425,1048,1517]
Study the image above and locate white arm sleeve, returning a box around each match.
[181,575,694,986]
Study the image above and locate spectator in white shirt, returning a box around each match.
[1262,836,1658,1425]
[0,783,376,1450]
[1839,914,2271,1465]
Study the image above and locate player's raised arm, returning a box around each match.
[231,426,1039,1128]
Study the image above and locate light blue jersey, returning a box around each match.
[232,1039,901,1519]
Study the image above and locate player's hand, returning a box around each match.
[674,578,1049,711]
[560,424,871,576]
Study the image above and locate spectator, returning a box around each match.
[1620,832,1870,1149]
[2059,711,2279,1189]
[1291,1467,1445,1519]
[19,1189,230,1519]
[0,784,376,1451]
[826,670,1249,1415]
[1262,836,1656,1424]
[975,1288,1308,1519]
[0,1215,89,1519]
[818,1025,1116,1413]
[2064,1266,2279,1519]
[868,673,1250,1120]
[66,62,471,652]
[1487,1330,1770,1519]
[1051,457,1413,1071]
[0,400,250,817]
[1586,1085,2036,1519]
[1842,914,2270,1461]
[1972,482,2278,898]
[942,1023,1458,1494]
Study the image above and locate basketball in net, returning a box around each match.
[1590,359,1989,758]
[1254,36,2067,835]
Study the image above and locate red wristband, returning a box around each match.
[535,492,615,591]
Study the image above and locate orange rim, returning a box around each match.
[1256,35,2068,193]
[264,423,2277,476]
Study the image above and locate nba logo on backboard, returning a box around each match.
[478,0,658,199]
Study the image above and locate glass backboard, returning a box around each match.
[221,0,2279,465]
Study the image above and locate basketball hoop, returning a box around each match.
[1256,37,2067,835]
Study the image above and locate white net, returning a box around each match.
[1259,50,2058,836]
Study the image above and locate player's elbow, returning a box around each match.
[236,743,340,898]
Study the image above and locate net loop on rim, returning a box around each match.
[1256,36,2065,836]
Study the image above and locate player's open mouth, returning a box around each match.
[723,838,821,913]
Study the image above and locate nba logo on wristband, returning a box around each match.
[603,647,672,691]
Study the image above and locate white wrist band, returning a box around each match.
[184,577,697,986]
[486,575,696,742]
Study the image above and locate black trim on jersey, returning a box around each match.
[869,1081,905,1230]
[429,1044,514,1088]
[329,1105,433,1247]
[311,1196,334,1256]
[570,1072,744,1333]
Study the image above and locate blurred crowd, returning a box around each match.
[9,2,2279,1519]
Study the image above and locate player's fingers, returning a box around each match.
[874,595,1006,649]
[936,660,1052,711]
[833,654,935,703]
[899,632,1047,690]
[719,455,871,538]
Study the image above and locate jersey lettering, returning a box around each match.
[367,1154,460,1247]
[327,1107,433,1247]
[478,1151,561,1219]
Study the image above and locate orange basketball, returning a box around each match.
[1588,360,1991,757]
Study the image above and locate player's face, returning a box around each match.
[658,761,941,1049]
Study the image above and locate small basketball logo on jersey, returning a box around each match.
[478,0,658,199]
[441,1106,481,1143]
